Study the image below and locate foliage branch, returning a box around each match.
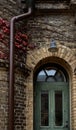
[0,18,36,61]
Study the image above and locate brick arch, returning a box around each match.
[27,45,76,74]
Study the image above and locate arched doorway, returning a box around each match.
[26,45,76,130]
[34,63,69,130]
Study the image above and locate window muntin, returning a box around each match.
[37,67,66,82]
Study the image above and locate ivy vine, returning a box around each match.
[0,18,36,61]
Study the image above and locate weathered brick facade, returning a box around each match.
[0,0,76,130]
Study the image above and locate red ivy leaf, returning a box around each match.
[22,41,28,47]
[0,33,4,39]
[5,22,10,28]
[0,18,7,26]
[3,27,10,34]
[15,34,22,43]
[21,34,28,39]
[3,41,9,47]
[15,42,22,49]
[17,32,22,36]
[0,18,3,26]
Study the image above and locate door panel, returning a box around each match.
[54,91,63,126]
[41,91,49,126]
[34,82,69,130]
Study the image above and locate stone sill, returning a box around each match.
[35,3,69,9]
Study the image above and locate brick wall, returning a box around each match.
[27,14,76,54]
[0,0,76,130]
[0,67,8,130]
[14,70,26,130]
[0,0,27,130]
[0,0,19,19]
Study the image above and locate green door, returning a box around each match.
[35,82,69,130]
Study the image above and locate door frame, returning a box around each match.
[34,82,69,130]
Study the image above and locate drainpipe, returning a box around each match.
[9,7,32,130]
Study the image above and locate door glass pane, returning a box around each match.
[55,91,63,126]
[41,91,49,126]
[37,68,67,82]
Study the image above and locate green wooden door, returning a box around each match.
[34,82,69,130]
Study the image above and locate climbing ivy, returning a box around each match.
[0,18,36,61]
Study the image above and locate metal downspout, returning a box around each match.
[9,7,32,130]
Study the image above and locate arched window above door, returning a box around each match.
[37,67,67,82]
